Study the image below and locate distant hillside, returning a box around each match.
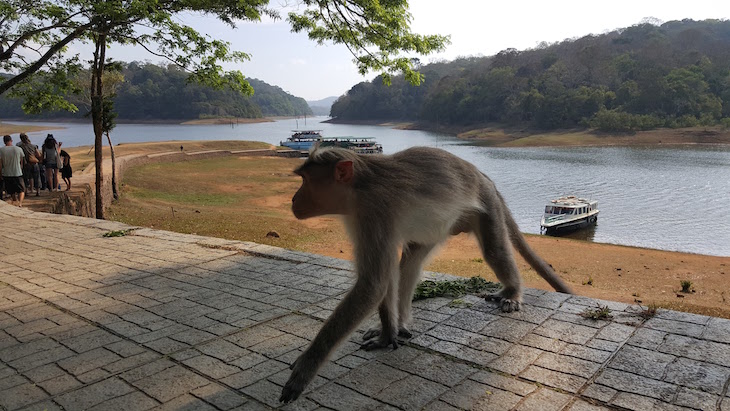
[331,19,730,132]
[0,62,312,120]
[307,96,338,116]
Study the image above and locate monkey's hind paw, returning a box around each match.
[362,327,412,341]
[498,298,521,313]
[483,292,521,313]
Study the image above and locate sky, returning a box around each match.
[67,0,730,101]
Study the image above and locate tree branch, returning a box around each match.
[0,22,93,94]
[0,9,89,62]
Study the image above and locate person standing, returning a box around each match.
[0,135,26,207]
[17,133,41,196]
[60,150,72,191]
[42,134,60,192]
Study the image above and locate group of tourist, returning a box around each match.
[0,133,72,207]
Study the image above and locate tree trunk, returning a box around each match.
[105,131,118,200]
[91,33,107,219]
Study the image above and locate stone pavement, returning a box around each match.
[1,202,729,411]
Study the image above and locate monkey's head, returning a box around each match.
[291,148,358,219]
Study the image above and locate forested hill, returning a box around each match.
[0,62,312,120]
[331,19,730,132]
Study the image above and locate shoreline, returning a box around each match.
[325,118,730,147]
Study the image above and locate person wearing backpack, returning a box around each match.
[17,133,42,196]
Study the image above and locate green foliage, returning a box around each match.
[412,276,499,301]
[589,109,663,132]
[331,19,730,131]
[0,63,311,119]
[7,62,83,114]
[1,0,448,113]
[102,229,132,237]
[0,0,275,107]
[580,305,613,320]
[680,280,694,293]
[638,303,659,319]
[287,0,449,86]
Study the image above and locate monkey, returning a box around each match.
[279,146,572,403]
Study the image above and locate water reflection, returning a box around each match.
[547,224,598,242]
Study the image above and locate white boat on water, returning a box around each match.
[540,196,599,234]
[319,137,383,154]
[279,132,383,154]
[280,130,323,150]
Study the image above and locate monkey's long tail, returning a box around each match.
[506,214,573,294]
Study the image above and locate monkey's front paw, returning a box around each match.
[280,355,316,403]
[362,327,412,341]
[362,327,382,341]
[280,377,306,403]
[398,327,413,339]
[361,333,399,351]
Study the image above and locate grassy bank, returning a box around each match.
[105,143,730,319]
[64,140,273,170]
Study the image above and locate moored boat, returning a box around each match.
[540,196,599,234]
[319,137,383,154]
[280,130,323,150]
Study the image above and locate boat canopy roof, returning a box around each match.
[320,137,376,141]
[548,196,597,208]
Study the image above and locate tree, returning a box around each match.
[70,63,124,200]
[1,0,448,219]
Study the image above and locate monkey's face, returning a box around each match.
[291,161,353,219]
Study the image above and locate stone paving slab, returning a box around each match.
[1,202,730,410]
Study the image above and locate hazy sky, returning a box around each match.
[67,0,730,101]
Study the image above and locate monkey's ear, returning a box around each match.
[334,160,354,184]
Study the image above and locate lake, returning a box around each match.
[9,117,730,257]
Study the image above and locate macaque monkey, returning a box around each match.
[279,146,572,403]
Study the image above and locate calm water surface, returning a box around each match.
[10,117,730,256]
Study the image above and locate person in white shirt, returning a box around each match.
[0,134,26,206]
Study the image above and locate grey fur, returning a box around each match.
[280,146,572,403]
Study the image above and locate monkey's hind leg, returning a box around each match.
[475,212,523,313]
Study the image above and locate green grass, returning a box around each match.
[413,276,499,301]
[638,303,659,319]
[107,155,332,252]
[580,305,613,320]
[680,280,694,293]
[103,229,133,237]
[127,186,238,206]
